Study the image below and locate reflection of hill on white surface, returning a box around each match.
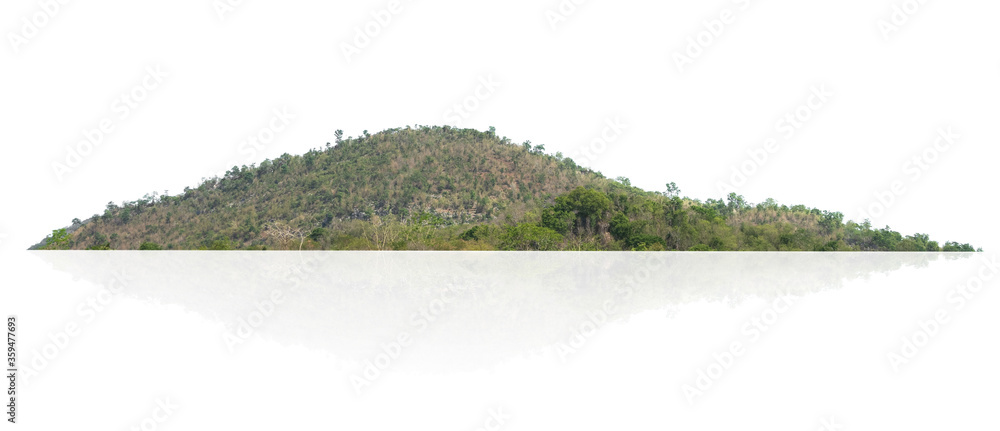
[33,252,968,371]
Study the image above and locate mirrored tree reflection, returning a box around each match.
[33,252,968,371]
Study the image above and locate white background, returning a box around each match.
[2,2,999,428]
[7,252,999,430]
[2,0,998,252]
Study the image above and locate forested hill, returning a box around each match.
[35,126,979,251]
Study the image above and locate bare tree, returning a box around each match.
[266,221,307,250]
[363,215,400,250]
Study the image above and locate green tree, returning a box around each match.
[557,187,612,232]
[726,193,748,215]
[139,242,163,250]
[942,242,974,252]
[819,211,844,234]
[308,228,328,242]
[627,234,666,250]
[86,242,111,250]
[609,213,635,241]
[541,206,574,234]
[499,223,563,251]
[43,228,72,250]
[209,239,233,250]
[665,182,680,198]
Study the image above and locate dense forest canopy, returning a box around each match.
[35,125,979,252]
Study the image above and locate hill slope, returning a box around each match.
[36,126,979,251]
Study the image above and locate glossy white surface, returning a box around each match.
[4,252,998,430]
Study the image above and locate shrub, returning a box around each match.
[139,242,163,250]
[499,223,563,251]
